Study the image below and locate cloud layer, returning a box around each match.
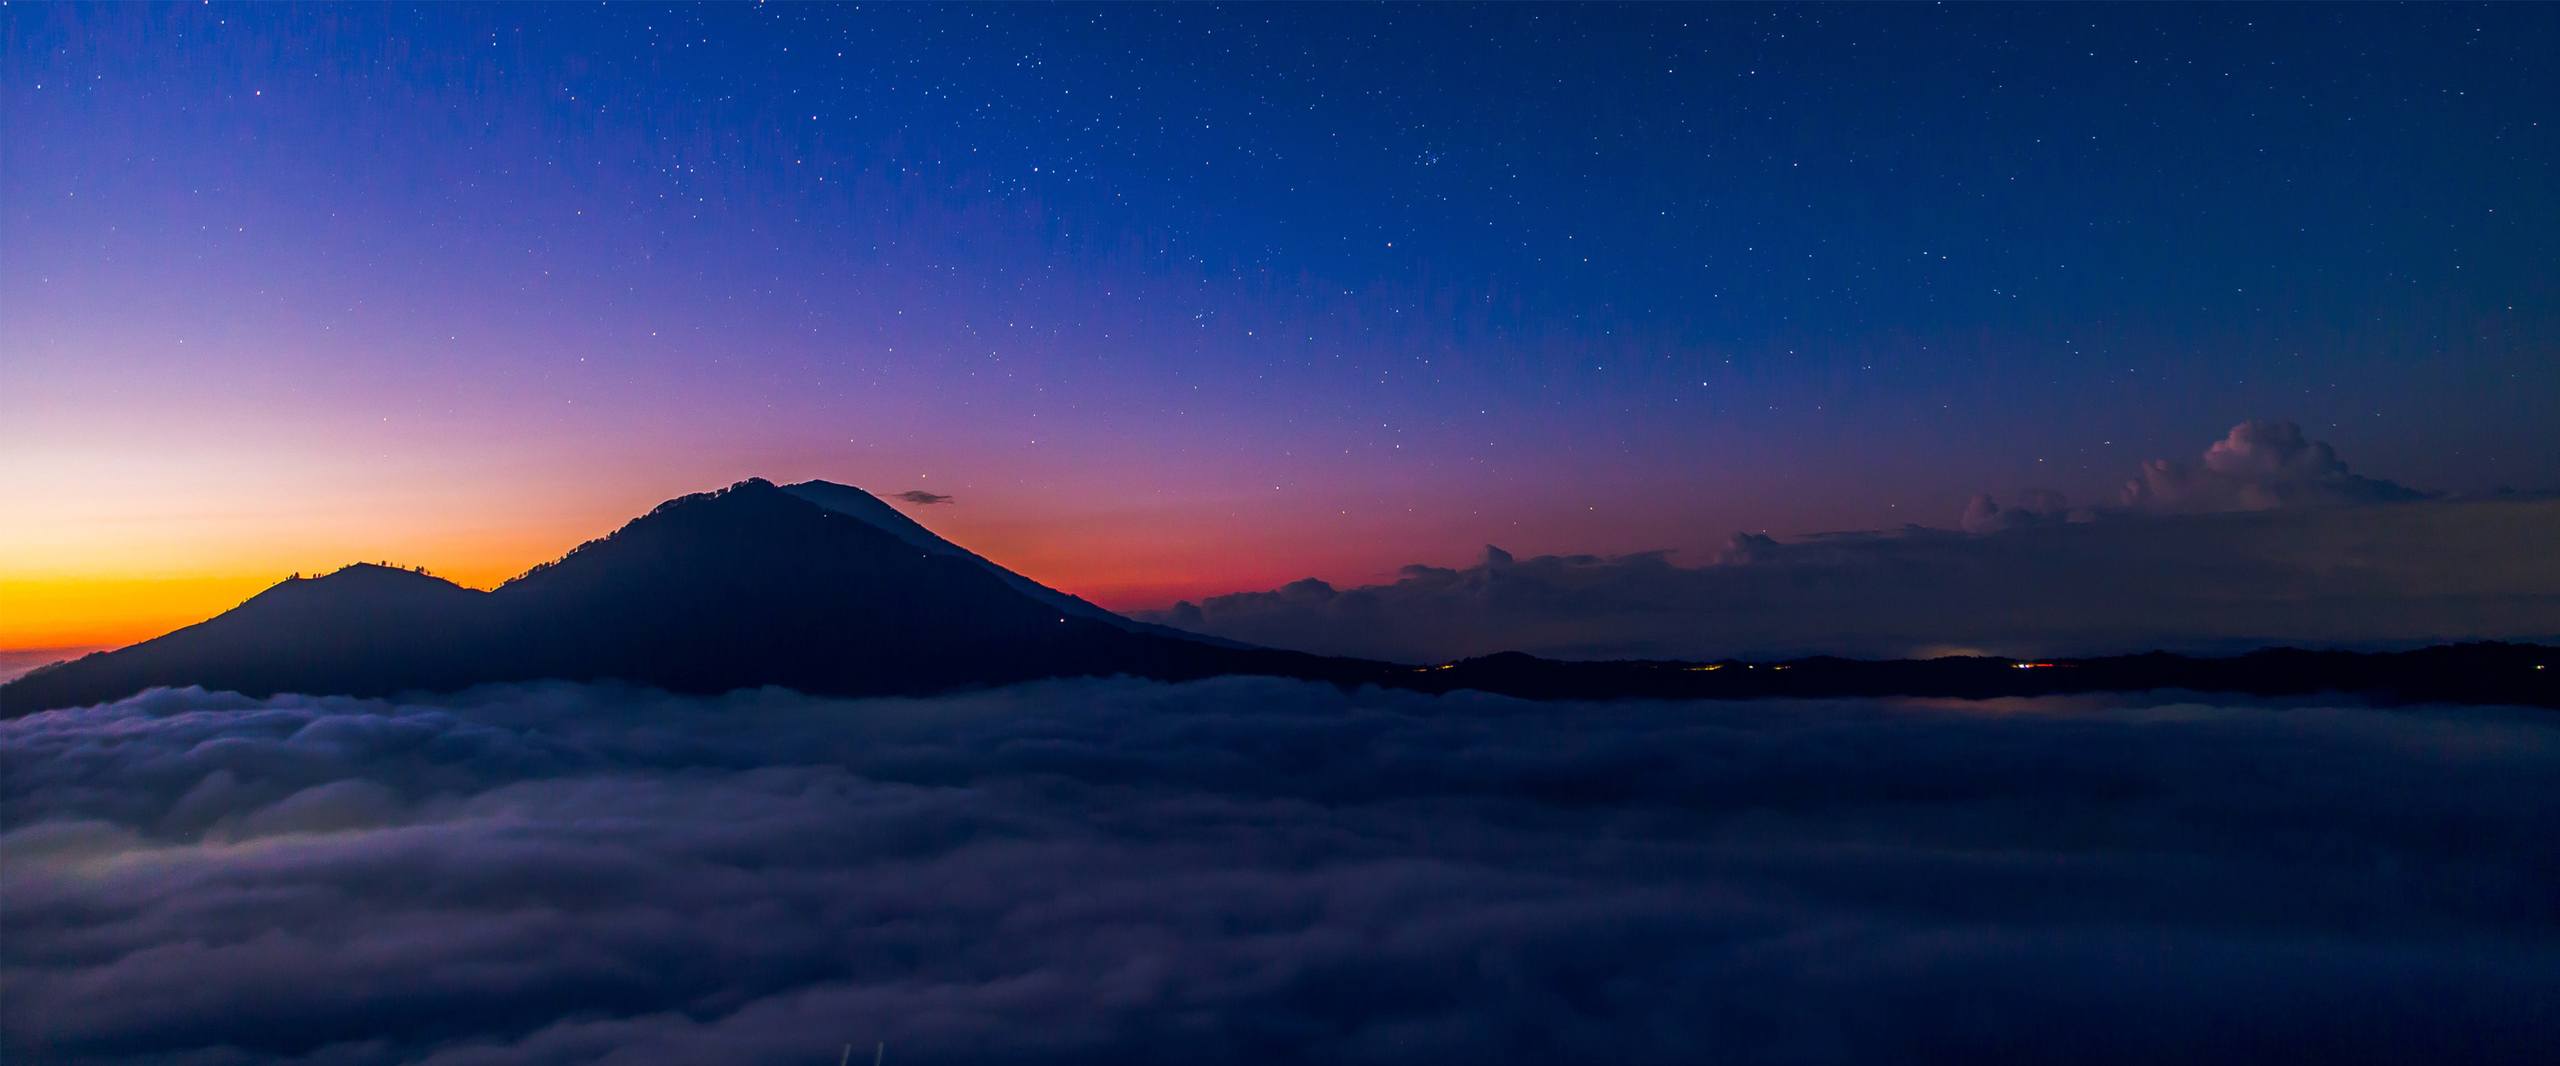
[8,681,2560,1064]
[1153,423,2557,662]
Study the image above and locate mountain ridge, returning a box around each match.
[1,479,1380,714]
[5,480,2554,715]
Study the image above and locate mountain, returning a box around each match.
[0,564,495,708]
[0,479,1379,714]
[6,478,2553,715]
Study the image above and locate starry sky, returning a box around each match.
[5,3,2557,651]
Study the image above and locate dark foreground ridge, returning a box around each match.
[5,479,2554,714]
[1395,644,2556,708]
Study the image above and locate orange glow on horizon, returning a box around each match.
[1,561,533,651]
[0,431,1483,655]
[1,575,279,651]
[0,489,1391,653]
[2,554,1362,652]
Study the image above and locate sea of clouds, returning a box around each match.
[7,678,2559,1064]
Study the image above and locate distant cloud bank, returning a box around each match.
[0,648,101,685]
[1152,422,2560,661]
[6,681,2558,1064]
[891,490,954,505]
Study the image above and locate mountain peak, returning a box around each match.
[641,477,788,517]
[248,562,476,609]
[780,480,949,554]
[302,562,453,584]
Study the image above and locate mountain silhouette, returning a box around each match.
[0,479,1377,713]
[3,563,496,707]
[5,478,2553,715]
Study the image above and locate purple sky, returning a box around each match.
[6,4,2557,649]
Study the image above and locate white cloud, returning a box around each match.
[2120,419,2429,513]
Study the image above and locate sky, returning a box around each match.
[6,3,2558,651]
